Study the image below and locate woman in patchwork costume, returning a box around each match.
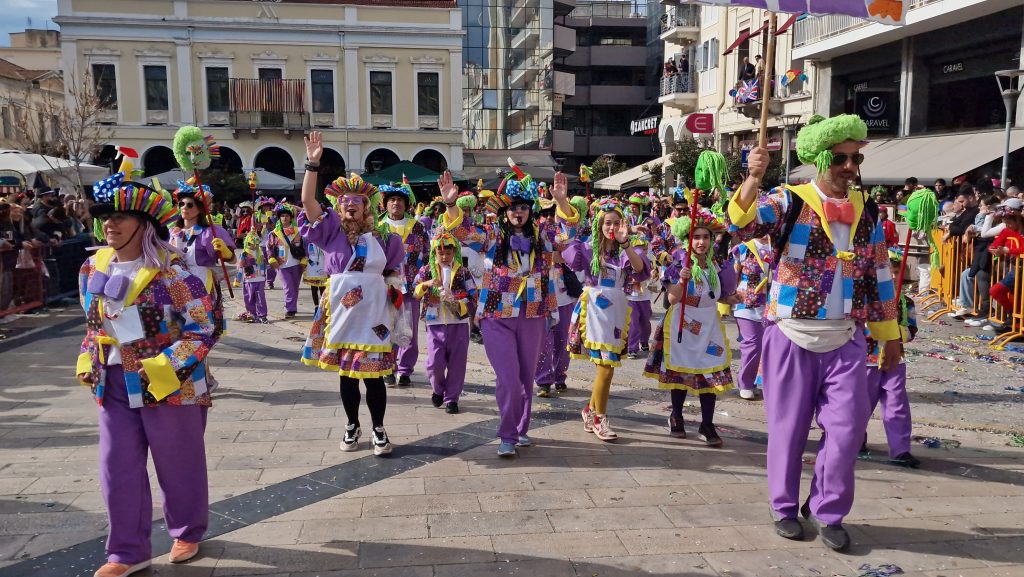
[169,180,235,332]
[299,132,404,456]
[563,198,650,441]
[413,230,477,414]
[78,169,220,577]
[644,209,737,446]
[730,233,773,400]
[436,167,577,457]
[267,202,307,318]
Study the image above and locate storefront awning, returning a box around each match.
[774,13,801,35]
[788,129,1024,185]
[593,154,671,191]
[722,29,752,56]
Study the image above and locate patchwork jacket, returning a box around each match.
[727,183,900,342]
[76,248,220,408]
[412,262,477,323]
[441,206,578,320]
[730,239,773,312]
[384,217,430,295]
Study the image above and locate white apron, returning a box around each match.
[325,232,393,352]
[579,263,628,352]
[662,275,732,374]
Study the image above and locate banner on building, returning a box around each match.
[631,116,660,136]
[854,89,899,134]
[700,0,906,25]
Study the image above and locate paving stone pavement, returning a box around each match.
[0,284,1023,577]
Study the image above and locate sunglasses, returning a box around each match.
[508,203,531,212]
[179,201,196,208]
[338,196,366,206]
[831,153,865,167]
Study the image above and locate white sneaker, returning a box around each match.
[965,318,987,327]
[340,424,361,452]
[592,415,618,441]
[739,388,757,400]
[372,427,392,456]
[948,308,971,318]
[982,323,996,332]
[581,405,594,433]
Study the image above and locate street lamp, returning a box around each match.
[995,70,1024,190]
[779,114,801,185]
[606,154,616,179]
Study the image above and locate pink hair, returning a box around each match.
[141,221,183,271]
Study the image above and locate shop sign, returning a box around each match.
[766,137,783,151]
[855,90,898,134]
[685,113,714,134]
[630,116,660,136]
[942,61,964,74]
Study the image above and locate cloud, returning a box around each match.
[0,0,58,47]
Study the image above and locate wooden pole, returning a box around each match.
[757,12,779,149]
[677,188,701,343]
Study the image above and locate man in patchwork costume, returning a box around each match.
[727,114,901,552]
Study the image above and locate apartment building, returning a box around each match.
[55,0,465,184]
[792,0,1024,184]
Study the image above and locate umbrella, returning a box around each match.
[361,161,440,186]
[0,149,108,191]
[150,168,297,192]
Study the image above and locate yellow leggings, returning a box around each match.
[589,365,613,414]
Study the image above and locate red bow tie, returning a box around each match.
[823,199,855,225]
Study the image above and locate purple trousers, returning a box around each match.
[426,323,470,404]
[481,309,547,444]
[627,300,653,353]
[244,281,267,318]
[536,302,574,385]
[735,317,765,391]
[278,265,302,313]
[762,324,869,526]
[99,365,209,564]
[396,296,420,376]
[866,364,913,458]
[263,247,276,287]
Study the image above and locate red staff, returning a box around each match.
[677,189,700,343]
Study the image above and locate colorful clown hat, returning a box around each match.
[670,207,725,242]
[91,171,178,240]
[173,177,213,213]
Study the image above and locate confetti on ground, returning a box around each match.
[858,563,904,577]
[913,436,962,449]
[924,352,962,362]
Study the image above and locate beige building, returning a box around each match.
[658,3,814,183]
[0,30,63,71]
[55,0,465,184]
[0,58,63,153]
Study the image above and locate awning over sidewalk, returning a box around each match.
[593,154,670,191]
[788,129,1024,185]
[460,150,562,181]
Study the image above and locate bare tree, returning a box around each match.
[13,69,113,192]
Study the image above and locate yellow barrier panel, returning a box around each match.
[990,255,1024,349]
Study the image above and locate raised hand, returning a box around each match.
[615,220,631,244]
[551,171,569,202]
[438,171,459,204]
[304,131,324,164]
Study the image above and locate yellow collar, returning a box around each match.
[786,183,863,260]
[387,217,417,243]
[94,248,159,307]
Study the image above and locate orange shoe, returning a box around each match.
[168,539,200,563]
[93,561,151,577]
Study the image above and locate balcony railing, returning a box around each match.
[660,5,701,33]
[794,0,944,47]
[229,78,310,130]
[660,70,696,97]
[569,1,647,18]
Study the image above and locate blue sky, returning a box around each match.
[0,0,58,47]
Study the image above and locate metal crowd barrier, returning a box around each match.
[0,236,92,319]
[925,235,972,321]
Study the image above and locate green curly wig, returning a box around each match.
[456,195,477,211]
[796,114,868,176]
[173,125,207,172]
[569,196,589,221]
[906,187,940,268]
[694,150,728,194]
